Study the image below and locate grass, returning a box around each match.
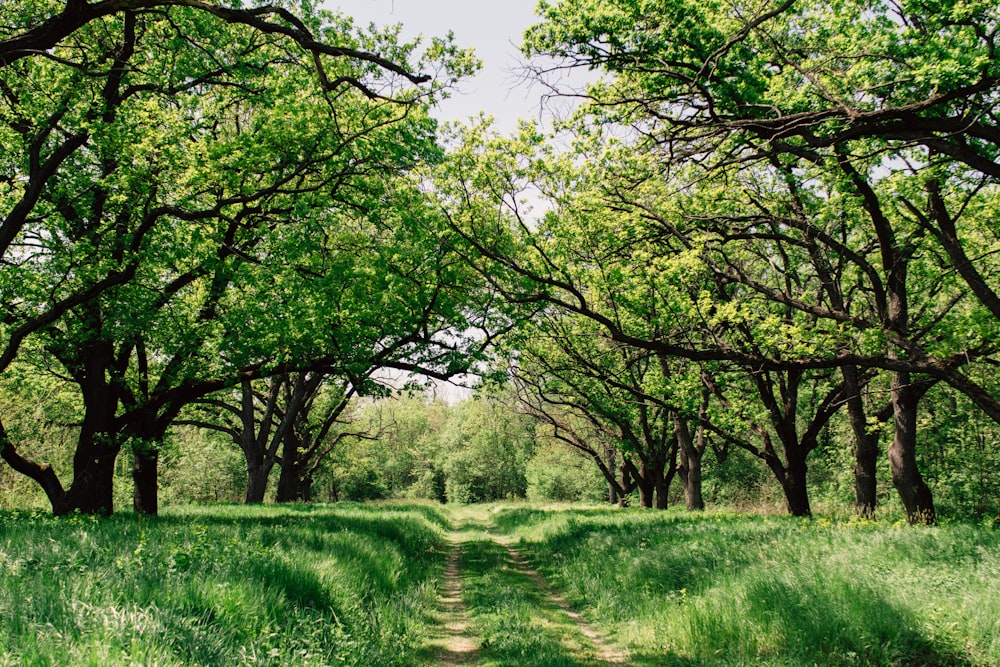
[2,501,998,666]
[0,502,449,666]
[486,504,1000,667]
[458,537,608,667]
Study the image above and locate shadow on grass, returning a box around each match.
[742,576,972,667]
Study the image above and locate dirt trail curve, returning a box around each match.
[496,537,630,666]
[427,525,630,666]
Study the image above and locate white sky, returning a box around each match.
[323,1,570,402]
[325,0,551,131]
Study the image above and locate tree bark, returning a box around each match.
[633,460,655,508]
[781,455,812,517]
[0,419,70,514]
[132,444,159,515]
[245,459,273,503]
[63,448,118,516]
[675,415,705,510]
[841,365,879,518]
[890,372,936,524]
[274,432,302,503]
[653,465,669,509]
[64,348,121,515]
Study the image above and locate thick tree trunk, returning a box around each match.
[653,444,678,510]
[675,416,705,511]
[275,433,303,502]
[635,460,655,508]
[245,458,273,503]
[890,372,936,524]
[637,483,654,508]
[65,380,121,515]
[765,447,811,517]
[64,448,118,515]
[132,444,158,515]
[781,458,812,517]
[654,469,669,509]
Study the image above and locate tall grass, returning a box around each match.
[491,506,1000,667]
[0,502,448,666]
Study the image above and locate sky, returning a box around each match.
[325,0,552,131]
[321,2,578,401]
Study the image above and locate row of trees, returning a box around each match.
[0,1,501,515]
[432,0,1000,524]
[2,0,999,523]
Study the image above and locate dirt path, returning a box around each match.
[495,537,631,666]
[427,536,479,666]
[425,522,629,667]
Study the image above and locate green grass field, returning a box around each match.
[1,502,998,666]
[489,505,1000,667]
[0,503,449,666]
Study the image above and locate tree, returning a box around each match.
[0,2,477,514]
[429,0,1000,523]
[438,393,535,503]
[510,310,697,509]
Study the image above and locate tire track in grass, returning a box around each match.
[426,535,479,666]
[495,537,630,666]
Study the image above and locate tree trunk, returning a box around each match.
[841,365,879,518]
[637,482,654,508]
[780,455,811,517]
[635,459,655,508]
[274,467,299,502]
[890,372,936,524]
[675,415,705,510]
[0,419,71,514]
[275,432,302,503]
[132,443,159,515]
[245,457,273,503]
[63,448,118,515]
[653,466,669,509]
[65,375,121,515]
[653,444,678,510]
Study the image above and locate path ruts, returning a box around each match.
[428,536,479,666]
[495,537,630,666]
[426,520,630,667]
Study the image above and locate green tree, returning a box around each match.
[438,393,535,504]
[0,2,477,515]
[431,0,1000,523]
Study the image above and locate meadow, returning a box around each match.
[489,506,1000,667]
[1,502,998,666]
[0,503,449,666]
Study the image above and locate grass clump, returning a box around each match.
[0,502,449,666]
[489,505,1000,667]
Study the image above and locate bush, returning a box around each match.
[336,462,389,501]
[526,444,607,502]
